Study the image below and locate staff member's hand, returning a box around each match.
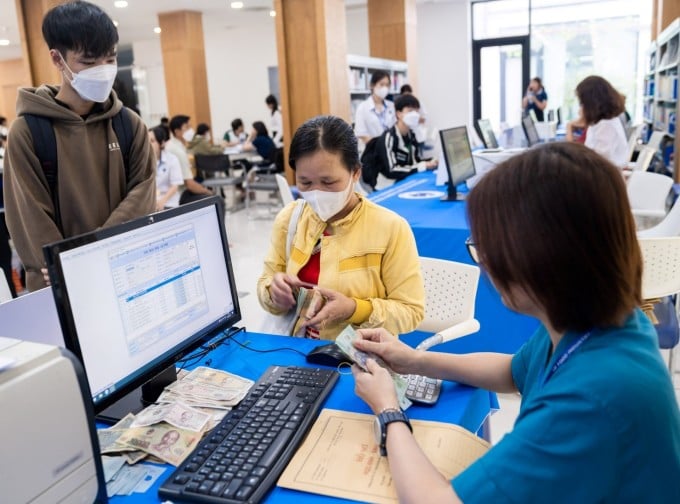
[352,359,399,414]
[301,286,356,331]
[354,328,417,375]
[268,272,304,311]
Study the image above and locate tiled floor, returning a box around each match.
[223,196,680,444]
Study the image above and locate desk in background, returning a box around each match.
[110,331,494,503]
[370,172,538,354]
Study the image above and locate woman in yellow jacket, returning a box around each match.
[257,115,424,340]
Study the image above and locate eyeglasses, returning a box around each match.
[465,237,479,264]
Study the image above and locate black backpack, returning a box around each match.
[24,107,133,231]
[360,136,382,191]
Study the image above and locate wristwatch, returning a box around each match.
[373,408,412,456]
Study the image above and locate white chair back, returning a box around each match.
[629,146,656,172]
[625,123,645,162]
[417,257,481,347]
[0,272,12,304]
[275,174,294,205]
[639,237,680,299]
[638,199,680,238]
[627,171,673,219]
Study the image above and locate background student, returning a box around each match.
[223,117,247,147]
[257,115,424,340]
[265,94,283,144]
[3,0,155,291]
[149,126,183,210]
[244,121,277,163]
[522,77,548,121]
[187,123,223,156]
[354,70,396,145]
[351,142,680,503]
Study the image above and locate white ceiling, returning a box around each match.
[0,0,456,62]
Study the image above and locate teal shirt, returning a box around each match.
[453,309,680,503]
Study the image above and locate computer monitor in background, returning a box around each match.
[438,126,477,202]
[44,196,241,423]
[475,119,499,149]
[522,115,541,147]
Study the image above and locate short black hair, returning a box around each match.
[196,123,210,136]
[0,116,6,125]
[370,70,390,87]
[231,118,243,131]
[42,1,118,58]
[160,116,169,125]
[150,125,169,144]
[400,84,413,94]
[289,116,360,173]
[265,94,279,114]
[169,115,190,135]
[395,94,420,112]
[252,121,269,137]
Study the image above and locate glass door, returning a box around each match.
[472,36,530,130]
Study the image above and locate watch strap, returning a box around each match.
[377,408,412,456]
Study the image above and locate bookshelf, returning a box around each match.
[347,55,408,122]
[646,18,679,180]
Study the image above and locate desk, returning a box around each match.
[224,146,263,164]
[370,172,538,354]
[110,331,494,503]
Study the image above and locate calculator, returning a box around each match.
[405,374,442,405]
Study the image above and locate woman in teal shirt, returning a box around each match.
[352,142,680,503]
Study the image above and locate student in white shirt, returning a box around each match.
[354,70,396,145]
[265,94,283,144]
[576,75,628,168]
[149,126,183,210]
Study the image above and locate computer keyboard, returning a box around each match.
[159,365,338,503]
[405,374,442,405]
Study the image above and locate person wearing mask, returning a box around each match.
[3,1,155,291]
[360,94,437,191]
[257,115,424,340]
[265,94,283,144]
[165,114,213,204]
[522,77,548,121]
[223,118,247,147]
[576,75,628,168]
[149,126,183,210]
[351,142,680,503]
[187,123,223,156]
[0,117,8,138]
[354,70,396,145]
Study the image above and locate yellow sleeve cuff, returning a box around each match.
[349,298,373,325]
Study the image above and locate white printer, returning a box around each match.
[0,337,107,503]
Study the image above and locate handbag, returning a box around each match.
[256,200,306,336]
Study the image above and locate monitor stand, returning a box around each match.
[440,183,467,202]
[96,364,178,424]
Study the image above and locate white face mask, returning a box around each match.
[0,125,7,137]
[61,54,117,103]
[300,176,354,222]
[374,85,389,100]
[402,110,420,131]
[182,128,195,142]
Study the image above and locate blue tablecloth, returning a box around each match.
[370,172,539,354]
[110,331,495,503]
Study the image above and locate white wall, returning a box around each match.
[131,38,167,126]
[345,6,370,56]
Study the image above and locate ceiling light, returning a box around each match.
[154,27,162,34]
[114,1,128,8]
[231,2,244,9]
[0,39,10,46]
[270,10,276,17]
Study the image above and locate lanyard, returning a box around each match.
[373,104,388,130]
[542,331,592,386]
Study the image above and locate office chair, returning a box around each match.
[193,154,231,179]
[624,124,646,163]
[415,257,481,350]
[627,146,657,172]
[275,174,295,206]
[638,236,680,371]
[638,199,680,238]
[626,171,673,228]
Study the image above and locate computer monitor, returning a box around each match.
[438,126,477,202]
[522,115,541,147]
[44,196,241,423]
[475,119,499,149]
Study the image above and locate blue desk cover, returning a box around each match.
[370,172,539,354]
[110,331,494,503]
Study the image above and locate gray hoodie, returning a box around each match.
[3,85,156,291]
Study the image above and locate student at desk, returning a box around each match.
[187,123,223,156]
[222,118,247,147]
[352,143,680,503]
[360,94,437,191]
[354,70,396,145]
[244,121,277,163]
[257,115,424,340]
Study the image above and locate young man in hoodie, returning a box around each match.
[3,1,155,292]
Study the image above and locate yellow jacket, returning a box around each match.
[257,195,425,340]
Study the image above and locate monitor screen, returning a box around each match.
[476,119,499,149]
[44,196,241,419]
[439,126,476,201]
[522,115,541,147]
